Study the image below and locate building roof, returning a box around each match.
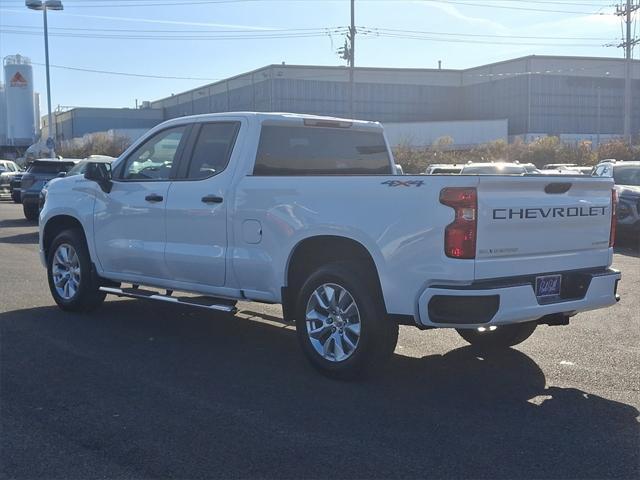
[149,54,640,104]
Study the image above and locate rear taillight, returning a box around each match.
[20,173,34,189]
[609,189,617,247]
[440,187,477,259]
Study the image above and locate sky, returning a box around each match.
[0,0,634,114]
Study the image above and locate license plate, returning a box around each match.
[535,274,562,298]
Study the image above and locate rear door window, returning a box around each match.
[185,122,240,180]
[254,125,392,175]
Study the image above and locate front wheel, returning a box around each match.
[295,262,398,380]
[47,229,106,312]
[456,322,537,351]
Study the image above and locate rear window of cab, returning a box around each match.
[253,125,392,176]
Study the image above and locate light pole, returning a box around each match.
[26,0,63,159]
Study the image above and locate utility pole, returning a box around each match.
[26,1,64,159]
[349,0,355,118]
[338,1,356,118]
[616,0,639,143]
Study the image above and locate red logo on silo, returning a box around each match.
[10,72,28,88]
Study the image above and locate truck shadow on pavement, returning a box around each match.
[0,218,34,228]
[0,231,39,245]
[1,300,638,479]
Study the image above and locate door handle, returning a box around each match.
[145,194,164,202]
[201,195,223,204]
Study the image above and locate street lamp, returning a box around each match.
[26,1,63,159]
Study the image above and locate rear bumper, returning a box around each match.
[417,268,620,328]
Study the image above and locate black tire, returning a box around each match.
[47,228,106,312]
[456,322,537,351]
[11,191,21,203]
[295,262,398,380]
[23,203,38,221]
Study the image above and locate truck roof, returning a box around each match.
[159,112,383,130]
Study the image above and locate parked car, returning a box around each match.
[0,160,22,200]
[592,160,640,239]
[521,163,541,174]
[39,112,620,378]
[425,164,462,175]
[542,163,577,170]
[39,156,115,211]
[562,166,594,175]
[539,168,580,175]
[460,162,527,175]
[20,159,80,220]
[9,173,24,203]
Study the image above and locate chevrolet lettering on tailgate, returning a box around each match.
[493,205,608,220]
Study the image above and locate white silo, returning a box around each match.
[4,54,36,145]
[0,82,7,145]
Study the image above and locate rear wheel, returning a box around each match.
[456,322,537,351]
[47,229,106,312]
[23,203,38,221]
[295,262,398,379]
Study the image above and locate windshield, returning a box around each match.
[28,162,76,174]
[430,168,462,174]
[613,166,640,186]
[65,161,88,177]
[462,165,525,175]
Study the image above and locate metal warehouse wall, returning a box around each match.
[529,76,640,136]
[53,108,164,141]
[463,76,529,135]
[271,78,461,122]
[59,57,638,141]
[160,78,462,122]
[154,65,464,123]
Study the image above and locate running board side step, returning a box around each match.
[99,286,238,313]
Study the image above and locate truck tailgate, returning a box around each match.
[475,176,614,280]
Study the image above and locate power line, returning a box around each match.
[0,28,344,40]
[420,0,614,15]
[30,61,222,81]
[0,23,335,33]
[0,25,611,46]
[358,30,608,47]
[368,27,612,41]
[0,0,253,6]
[509,0,613,7]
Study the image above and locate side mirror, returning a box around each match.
[57,172,67,178]
[84,162,113,193]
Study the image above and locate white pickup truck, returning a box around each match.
[39,112,621,378]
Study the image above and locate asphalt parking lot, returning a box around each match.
[0,200,638,480]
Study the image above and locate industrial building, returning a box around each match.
[45,54,640,148]
[44,107,163,142]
